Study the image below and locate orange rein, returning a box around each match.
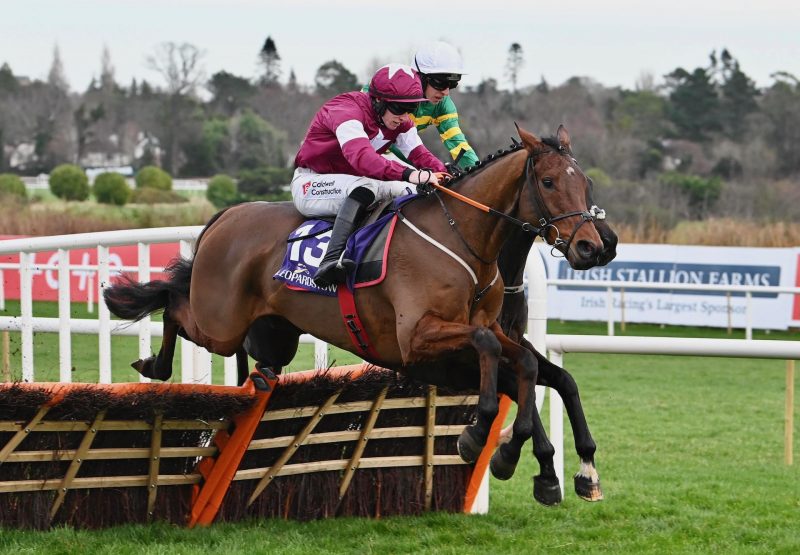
[430,173,491,213]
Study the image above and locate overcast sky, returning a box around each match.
[3,0,798,93]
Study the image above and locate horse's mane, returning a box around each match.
[446,135,563,187]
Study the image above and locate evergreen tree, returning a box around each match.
[208,71,256,115]
[314,60,358,97]
[287,68,298,91]
[718,49,759,138]
[258,36,282,87]
[664,63,720,141]
[505,43,524,94]
[0,63,18,95]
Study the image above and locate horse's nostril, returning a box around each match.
[576,240,598,259]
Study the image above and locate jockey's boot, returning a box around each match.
[313,189,372,288]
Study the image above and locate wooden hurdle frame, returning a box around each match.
[0,365,510,529]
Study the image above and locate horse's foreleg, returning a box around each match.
[488,324,561,506]
[531,345,603,501]
[132,313,178,381]
[406,317,501,465]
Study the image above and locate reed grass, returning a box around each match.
[615,217,800,246]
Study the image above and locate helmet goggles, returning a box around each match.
[385,101,420,116]
[427,73,461,91]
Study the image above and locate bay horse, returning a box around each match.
[105,124,610,506]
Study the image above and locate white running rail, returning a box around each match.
[0,227,327,385]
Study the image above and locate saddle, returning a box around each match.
[273,196,414,296]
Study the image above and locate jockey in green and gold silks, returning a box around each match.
[409,95,479,169]
[362,41,479,170]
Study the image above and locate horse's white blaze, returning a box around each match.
[577,459,600,483]
[566,167,576,176]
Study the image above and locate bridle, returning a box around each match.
[429,146,606,261]
[523,153,606,257]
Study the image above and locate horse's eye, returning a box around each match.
[542,177,555,189]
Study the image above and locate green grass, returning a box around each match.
[0,302,798,553]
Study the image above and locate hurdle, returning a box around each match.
[0,364,510,529]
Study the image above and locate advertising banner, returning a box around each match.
[0,236,179,303]
[535,243,799,330]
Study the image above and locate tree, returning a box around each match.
[0,63,18,95]
[505,43,524,94]
[664,63,720,141]
[146,42,206,97]
[208,71,256,115]
[232,109,286,169]
[74,102,106,162]
[718,49,759,138]
[315,60,358,97]
[180,117,230,176]
[147,42,206,174]
[287,69,298,92]
[258,36,281,87]
[760,72,800,176]
[48,44,69,92]
[100,45,116,92]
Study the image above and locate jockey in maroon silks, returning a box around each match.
[292,63,448,287]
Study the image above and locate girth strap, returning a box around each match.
[337,285,380,360]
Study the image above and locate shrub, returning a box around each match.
[206,174,238,208]
[0,173,27,199]
[93,172,131,206]
[237,166,292,198]
[129,187,187,204]
[135,166,173,191]
[50,164,90,201]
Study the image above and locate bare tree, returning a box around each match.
[48,44,69,92]
[146,42,206,97]
[146,42,206,173]
[100,45,115,91]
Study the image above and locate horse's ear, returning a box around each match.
[515,122,543,152]
[557,124,572,152]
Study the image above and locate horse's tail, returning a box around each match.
[104,257,193,321]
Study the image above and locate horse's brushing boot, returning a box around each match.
[313,192,370,288]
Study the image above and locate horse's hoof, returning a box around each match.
[457,426,485,464]
[250,372,272,392]
[533,474,562,506]
[574,474,604,501]
[489,443,519,480]
[255,364,278,381]
[131,357,171,381]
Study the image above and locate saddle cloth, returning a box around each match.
[273,208,400,296]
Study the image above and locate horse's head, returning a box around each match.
[516,124,616,269]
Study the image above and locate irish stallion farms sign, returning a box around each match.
[537,244,800,330]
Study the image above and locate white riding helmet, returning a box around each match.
[413,41,466,76]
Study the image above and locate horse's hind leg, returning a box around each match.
[132,312,179,381]
[531,345,603,501]
[243,316,301,380]
[487,324,561,506]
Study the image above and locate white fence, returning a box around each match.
[0,228,329,386]
[22,175,209,192]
